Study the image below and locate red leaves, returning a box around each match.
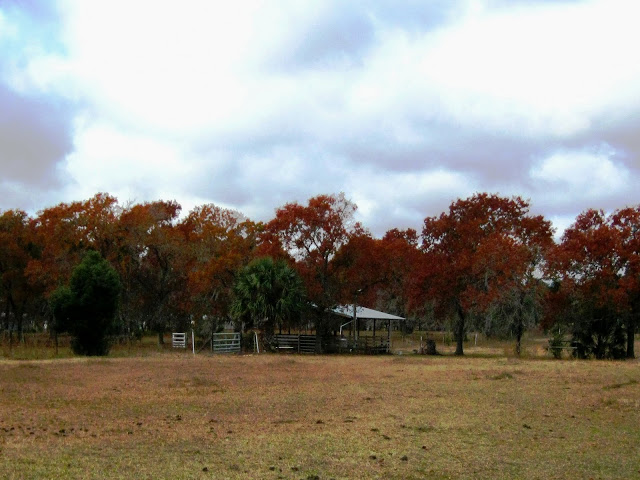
[415,193,553,315]
[551,207,640,313]
[265,193,360,309]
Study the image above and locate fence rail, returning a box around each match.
[340,336,389,354]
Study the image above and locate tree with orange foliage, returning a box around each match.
[416,193,553,355]
[26,193,121,297]
[265,193,362,347]
[179,204,259,336]
[22,194,123,344]
[118,200,186,344]
[0,210,38,343]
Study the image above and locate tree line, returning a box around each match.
[1,192,638,358]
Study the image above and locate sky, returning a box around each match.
[1,0,640,238]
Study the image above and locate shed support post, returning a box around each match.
[353,303,358,342]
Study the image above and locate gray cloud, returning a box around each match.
[284,7,375,69]
[0,86,74,210]
[269,0,462,72]
[0,1,73,211]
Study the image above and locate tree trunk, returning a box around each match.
[4,299,11,350]
[16,308,24,344]
[53,313,59,355]
[157,330,164,345]
[314,310,325,353]
[515,319,524,356]
[3,298,10,335]
[627,316,636,359]
[455,304,465,356]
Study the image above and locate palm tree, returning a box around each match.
[231,257,305,342]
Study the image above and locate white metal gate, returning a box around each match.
[212,332,241,354]
[172,332,186,348]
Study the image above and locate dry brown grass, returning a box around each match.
[1,352,639,479]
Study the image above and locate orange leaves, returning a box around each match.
[25,194,122,296]
[179,204,259,319]
[0,210,34,310]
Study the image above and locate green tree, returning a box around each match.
[51,251,121,356]
[231,257,305,343]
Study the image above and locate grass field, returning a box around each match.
[1,350,639,479]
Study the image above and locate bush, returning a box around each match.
[571,312,626,360]
[548,328,565,359]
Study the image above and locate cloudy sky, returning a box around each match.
[1,0,639,237]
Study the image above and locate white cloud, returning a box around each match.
[3,0,640,241]
[529,146,630,201]
[350,168,477,232]
[396,0,640,137]
[60,120,197,203]
[20,0,640,142]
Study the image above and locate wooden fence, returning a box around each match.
[273,334,317,353]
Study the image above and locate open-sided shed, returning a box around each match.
[332,305,404,353]
[269,305,405,354]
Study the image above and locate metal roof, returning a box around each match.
[332,305,405,321]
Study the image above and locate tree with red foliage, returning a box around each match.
[415,193,553,355]
[378,228,421,320]
[333,233,384,306]
[336,228,420,318]
[551,208,638,358]
[265,193,361,347]
[612,206,640,358]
